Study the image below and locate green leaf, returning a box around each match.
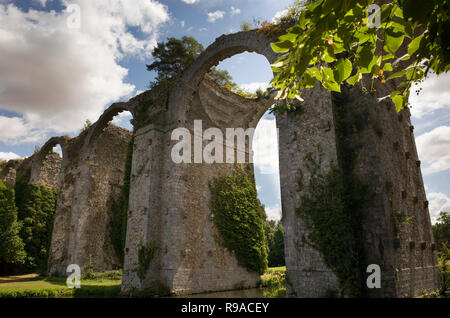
[305,67,322,81]
[322,46,336,63]
[271,40,293,53]
[387,69,407,80]
[382,63,393,72]
[392,95,405,111]
[384,28,405,55]
[346,72,362,85]
[333,58,352,83]
[408,34,424,56]
[321,67,341,92]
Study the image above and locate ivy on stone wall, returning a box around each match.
[110,134,134,266]
[296,91,369,297]
[209,165,268,274]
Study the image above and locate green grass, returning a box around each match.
[0,271,122,298]
[258,266,286,298]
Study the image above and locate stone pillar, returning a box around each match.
[277,83,340,297]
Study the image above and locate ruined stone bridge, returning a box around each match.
[2,29,440,297]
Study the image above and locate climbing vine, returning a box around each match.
[209,165,268,274]
[109,134,134,265]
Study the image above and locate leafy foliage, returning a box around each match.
[270,0,450,112]
[209,67,236,87]
[15,183,57,273]
[0,181,26,265]
[437,243,449,295]
[210,166,268,274]
[147,36,259,98]
[433,211,450,254]
[147,36,204,87]
[263,219,285,267]
[268,223,285,267]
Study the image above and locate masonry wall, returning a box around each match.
[30,152,62,189]
[343,83,440,297]
[47,124,132,275]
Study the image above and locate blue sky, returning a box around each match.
[0,0,449,222]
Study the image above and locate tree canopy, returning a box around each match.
[147,36,204,87]
[0,181,26,266]
[270,0,450,112]
[433,211,450,253]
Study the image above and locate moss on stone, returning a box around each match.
[137,240,158,281]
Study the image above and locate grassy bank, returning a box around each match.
[0,271,122,298]
[0,268,287,298]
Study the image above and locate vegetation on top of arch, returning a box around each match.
[270,0,450,113]
[146,36,266,99]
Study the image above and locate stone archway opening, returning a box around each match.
[30,136,69,189]
[198,50,286,294]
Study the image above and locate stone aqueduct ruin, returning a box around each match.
[1,30,441,297]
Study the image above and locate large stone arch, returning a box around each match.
[30,136,69,188]
[37,28,439,297]
[120,29,341,295]
[47,103,133,275]
[120,29,440,297]
[85,102,135,147]
[169,30,279,128]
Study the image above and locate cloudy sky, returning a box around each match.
[0,0,449,223]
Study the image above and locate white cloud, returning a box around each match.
[240,82,270,94]
[265,204,282,221]
[207,10,225,22]
[230,6,240,16]
[253,117,279,175]
[409,72,450,118]
[199,27,207,32]
[111,110,133,130]
[180,20,185,28]
[416,126,450,175]
[181,0,198,4]
[0,1,169,144]
[427,192,450,224]
[272,8,289,23]
[0,151,22,161]
[256,185,262,191]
